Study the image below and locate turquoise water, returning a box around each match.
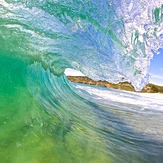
[0,0,163,162]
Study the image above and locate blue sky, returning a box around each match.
[149,48,163,86]
[65,49,163,86]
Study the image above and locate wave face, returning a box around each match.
[0,0,163,90]
[0,0,163,162]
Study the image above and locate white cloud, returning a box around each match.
[150,73,163,79]
[160,68,163,71]
[64,68,85,76]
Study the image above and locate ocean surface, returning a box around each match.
[0,0,163,162]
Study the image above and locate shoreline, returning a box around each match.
[67,76,163,93]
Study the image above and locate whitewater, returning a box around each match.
[0,0,163,162]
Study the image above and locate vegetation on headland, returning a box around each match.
[67,76,163,93]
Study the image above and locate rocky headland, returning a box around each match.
[67,76,163,93]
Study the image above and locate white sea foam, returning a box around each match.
[74,84,163,112]
[73,83,163,141]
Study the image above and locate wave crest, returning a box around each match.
[0,0,162,90]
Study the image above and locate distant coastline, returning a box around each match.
[67,76,163,93]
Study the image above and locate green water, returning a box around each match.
[0,54,111,162]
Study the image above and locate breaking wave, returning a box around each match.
[0,0,163,162]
